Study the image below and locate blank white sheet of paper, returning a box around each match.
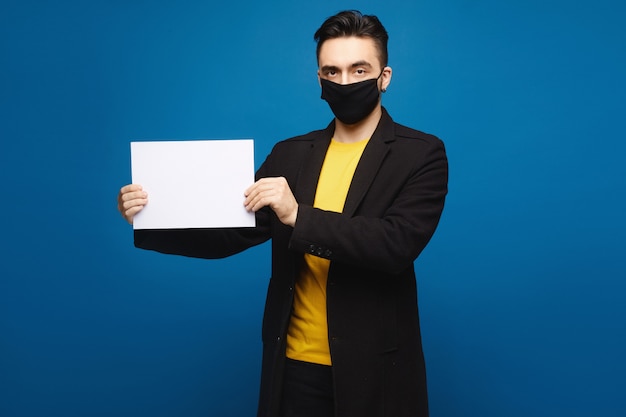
[130,139,255,230]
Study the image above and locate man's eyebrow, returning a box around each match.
[320,61,373,72]
[321,65,340,72]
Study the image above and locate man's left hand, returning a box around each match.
[244,177,298,227]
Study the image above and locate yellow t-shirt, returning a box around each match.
[286,137,370,365]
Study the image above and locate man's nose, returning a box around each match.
[340,73,350,85]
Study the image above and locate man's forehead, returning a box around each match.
[318,36,380,67]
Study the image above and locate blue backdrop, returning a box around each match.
[1,1,625,416]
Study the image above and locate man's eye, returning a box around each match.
[356,69,365,74]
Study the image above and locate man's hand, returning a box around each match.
[244,177,298,227]
[117,184,148,225]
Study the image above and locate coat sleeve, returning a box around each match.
[133,157,275,259]
[288,138,448,274]
[133,208,271,259]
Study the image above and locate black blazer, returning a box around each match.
[135,108,448,417]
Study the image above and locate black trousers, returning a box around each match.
[279,358,335,417]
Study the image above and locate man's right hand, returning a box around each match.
[117,184,148,225]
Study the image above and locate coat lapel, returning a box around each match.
[293,123,333,206]
[294,109,396,216]
[343,109,396,217]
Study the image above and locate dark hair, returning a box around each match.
[314,10,389,67]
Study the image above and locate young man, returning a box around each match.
[118,10,448,417]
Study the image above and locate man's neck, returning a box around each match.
[332,106,382,143]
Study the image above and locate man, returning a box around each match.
[118,10,447,417]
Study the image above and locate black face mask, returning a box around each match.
[320,71,384,125]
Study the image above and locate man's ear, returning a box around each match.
[381,66,392,92]
[317,69,321,87]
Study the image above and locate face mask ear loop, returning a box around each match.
[378,68,386,93]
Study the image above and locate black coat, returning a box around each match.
[134,108,448,417]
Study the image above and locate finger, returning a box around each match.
[245,189,274,212]
[245,177,286,194]
[120,184,143,194]
[125,205,144,217]
[244,182,257,197]
[245,178,272,197]
[123,198,148,210]
[243,177,289,210]
[244,191,263,211]
[122,190,148,202]
[122,205,144,224]
[244,181,273,206]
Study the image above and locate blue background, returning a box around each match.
[1,0,625,416]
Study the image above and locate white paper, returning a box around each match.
[130,139,255,230]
